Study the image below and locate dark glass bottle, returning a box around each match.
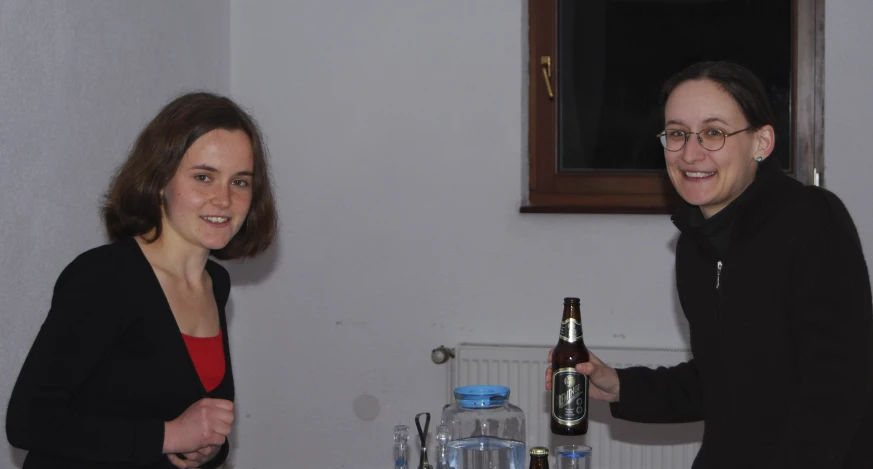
[528,446,550,469]
[550,297,590,435]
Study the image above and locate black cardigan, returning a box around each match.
[6,237,235,469]
[610,158,873,468]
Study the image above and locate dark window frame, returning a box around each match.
[523,0,825,214]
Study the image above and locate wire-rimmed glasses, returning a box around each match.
[656,126,750,152]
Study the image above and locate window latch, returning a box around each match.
[540,56,555,99]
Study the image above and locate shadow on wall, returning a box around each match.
[225,294,237,325]
[223,433,239,469]
[9,447,25,468]
[221,234,281,287]
[211,237,281,468]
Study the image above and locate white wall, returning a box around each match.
[0,1,229,468]
[824,0,873,258]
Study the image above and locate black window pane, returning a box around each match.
[558,0,792,172]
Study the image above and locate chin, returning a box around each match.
[200,238,233,251]
[676,189,713,208]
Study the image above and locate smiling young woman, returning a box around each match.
[545,62,873,468]
[6,92,278,469]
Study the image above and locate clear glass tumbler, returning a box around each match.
[555,445,591,469]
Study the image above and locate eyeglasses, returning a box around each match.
[656,126,751,152]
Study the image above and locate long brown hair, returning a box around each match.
[102,92,277,260]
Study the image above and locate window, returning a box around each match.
[524,0,824,214]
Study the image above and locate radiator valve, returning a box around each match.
[431,345,455,364]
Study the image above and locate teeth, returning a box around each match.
[685,171,716,178]
[204,216,228,223]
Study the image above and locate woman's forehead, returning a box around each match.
[665,79,743,124]
[179,129,254,169]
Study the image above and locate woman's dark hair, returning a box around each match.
[661,61,776,130]
[102,91,277,260]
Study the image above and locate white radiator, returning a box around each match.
[448,344,703,469]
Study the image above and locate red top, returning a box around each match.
[181,331,226,392]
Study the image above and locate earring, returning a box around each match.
[756,157,763,162]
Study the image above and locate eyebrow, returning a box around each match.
[665,117,731,127]
[702,117,730,126]
[188,164,254,177]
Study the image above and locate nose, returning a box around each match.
[680,135,707,164]
[211,184,231,208]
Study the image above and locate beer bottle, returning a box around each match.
[550,297,590,435]
[528,446,550,469]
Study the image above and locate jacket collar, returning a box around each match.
[671,156,792,240]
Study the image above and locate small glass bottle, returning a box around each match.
[435,424,451,469]
[394,424,410,469]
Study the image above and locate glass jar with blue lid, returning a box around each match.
[441,385,526,469]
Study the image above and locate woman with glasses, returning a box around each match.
[6,92,278,469]
[547,61,873,468]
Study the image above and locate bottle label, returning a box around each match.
[559,318,583,343]
[551,368,588,425]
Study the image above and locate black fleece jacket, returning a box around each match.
[610,157,873,468]
[6,237,235,469]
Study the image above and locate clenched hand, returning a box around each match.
[163,398,234,455]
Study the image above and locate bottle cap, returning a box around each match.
[530,446,549,456]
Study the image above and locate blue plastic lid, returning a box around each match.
[453,385,510,409]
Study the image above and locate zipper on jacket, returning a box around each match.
[713,258,734,424]
[716,261,723,290]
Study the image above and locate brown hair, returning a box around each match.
[661,61,776,130]
[102,91,277,260]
